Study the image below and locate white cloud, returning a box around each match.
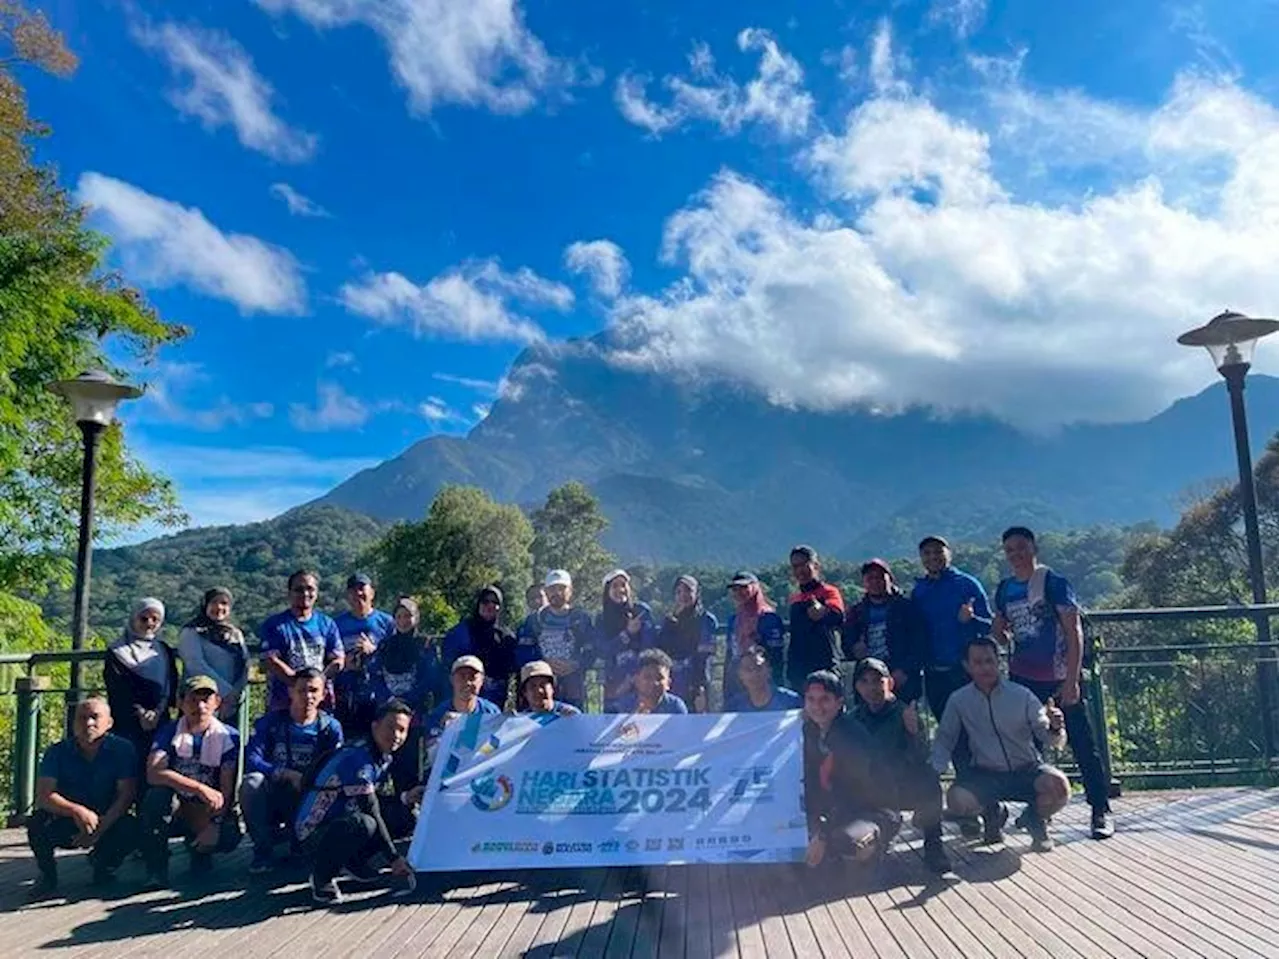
[270,182,331,217]
[289,382,376,431]
[472,403,492,421]
[256,0,578,115]
[605,48,1278,427]
[564,240,630,298]
[418,397,454,421]
[325,351,357,369]
[339,259,571,343]
[132,21,317,162]
[615,28,813,138]
[432,372,499,392]
[77,173,307,314]
[134,361,274,430]
[928,0,988,39]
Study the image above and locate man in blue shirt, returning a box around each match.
[26,697,139,900]
[518,660,583,716]
[140,676,242,888]
[294,699,416,906]
[993,526,1114,840]
[332,572,395,735]
[259,570,345,712]
[420,655,502,772]
[240,668,344,873]
[613,648,689,715]
[725,646,802,712]
[516,570,595,708]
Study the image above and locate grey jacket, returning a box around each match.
[931,680,1065,774]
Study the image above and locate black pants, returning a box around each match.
[881,761,945,835]
[304,813,389,884]
[1010,675,1111,812]
[925,666,972,771]
[27,809,139,882]
[139,787,242,873]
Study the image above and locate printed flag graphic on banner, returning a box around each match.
[409,711,808,871]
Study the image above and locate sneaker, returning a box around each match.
[390,870,418,898]
[26,876,60,902]
[338,861,383,884]
[310,874,343,906]
[249,851,275,875]
[1013,807,1053,832]
[1090,809,1115,840]
[957,817,982,839]
[1026,815,1055,852]
[922,840,952,875]
[981,803,1009,845]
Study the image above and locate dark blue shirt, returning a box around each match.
[726,686,803,712]
[150,720,240,795]
[294,740,393,841]
[911,568,993,667]
[246,709,343,779]
[997,570,1079,683]
[612,691,689,715]
[38,734,137,813]
[259,610,344,710]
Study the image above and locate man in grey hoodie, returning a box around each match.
[931,636,1069,851]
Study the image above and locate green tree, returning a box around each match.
[364,485,534,628]
[531,482,616,605]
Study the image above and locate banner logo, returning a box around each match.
[470,774,514,812]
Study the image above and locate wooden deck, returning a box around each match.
[0,787,1275,958]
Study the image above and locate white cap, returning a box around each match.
[601,568,630,587]
[451,654,485,675]
[544,569,572,588]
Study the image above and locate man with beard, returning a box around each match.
[843,559,928,703]
[441,586,517,709]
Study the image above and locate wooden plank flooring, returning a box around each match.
[0,788,1274,958]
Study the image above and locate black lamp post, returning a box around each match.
[1177,310,1279,757]
[48,371,143,723]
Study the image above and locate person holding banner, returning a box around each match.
[516,570,595,708]
[612,648,689,715]
[848,658,950,874]
[801,670,895,869]
[421,656,501,770]
[725,646,801,712]
[596,569,657,712]
[657,575,718,711]
[294,699,417,906]
[517,661,582,717]
[723,572,786,706]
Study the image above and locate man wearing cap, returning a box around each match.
[786,546,846,694]
[140,675,242,888]
[724,571,786,706]
[518,661,582,717]
[848,658,950,873]
[844,559,928,704]
[441,586,517,709]
[420,655,501,771]
[516,570,595,709]
[259,570,345,713]
[333,573,395,736]
[725,646,802,712]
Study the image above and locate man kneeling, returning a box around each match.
[27,697,139,900]
[241,668,343,874]
[141,676,242,888]
[294,699,416,905]
[931,637,1069,851]
[849,658,950,874]
[518,660,582,717]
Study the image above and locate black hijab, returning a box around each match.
[467,585,508,653]
[183,587,243,649]
[379,596,422,675]
[600,579,638,642]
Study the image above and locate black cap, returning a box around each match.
[917,535,949,551]
[346,573,373,589]
[853,657,891,681]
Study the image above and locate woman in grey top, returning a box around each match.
[177,587,249,722]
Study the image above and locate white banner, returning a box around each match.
[408,710,808,871]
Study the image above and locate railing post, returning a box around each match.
[1086,629,1120,798]
[10,675,51,826]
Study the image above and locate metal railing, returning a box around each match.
[2,602,1276,823]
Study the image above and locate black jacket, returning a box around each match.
[842,590,928,676]
[802,712,877,837]
[103,642,179,745]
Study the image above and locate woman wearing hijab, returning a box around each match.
[723,572,787,706]
[177,587,249,722]
[657,575,718,711]
[440,586,517,709]
[104,598,179,789]
[595,570,657,713]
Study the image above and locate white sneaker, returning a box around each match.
[309,874,343,905]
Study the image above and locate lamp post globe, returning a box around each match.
[48,371,144,725]
[1177,311,1278,758]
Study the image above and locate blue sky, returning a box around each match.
[26,0,1279,534]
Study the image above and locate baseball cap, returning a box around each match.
[520,661,555,686]
[544,569,572,588]
[860,558,892,576]
[918,535,950,550]
[790,544,818,561]
[727,571,759,588]
[181,674,219,695]
[853,657,891,680]
[346,572,373,589]
[451,654,485,675]
[601,568,630,587]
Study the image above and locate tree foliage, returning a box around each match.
[531,481,616,601]
[363,485,534,630]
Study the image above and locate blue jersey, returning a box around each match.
[245,709,343,779]
[150,719,239,796]
[366,640,441,714]
[294,740,393,841]
[612,691,689,715]
[333,609,395,657]
[421,697,501,754]
[726,686,803,712]
[595,603,658,710]
[997,569,1079,683]
[259,610,343,710]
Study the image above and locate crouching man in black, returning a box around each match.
[848,658,951,874]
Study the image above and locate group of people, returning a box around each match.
[26,525,1113,906]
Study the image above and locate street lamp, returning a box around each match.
[1177,310,1279,757]
[48,371,143,722]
